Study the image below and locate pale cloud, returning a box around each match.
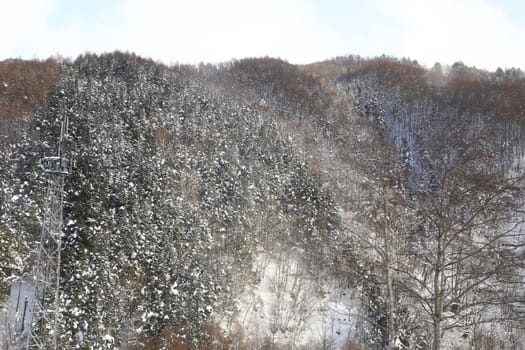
[376,0,525,70]
[115,0,346,64]
[0,0,118,59]
[0,0,523,70]
[0,0,347,64]
[0,0,57,58]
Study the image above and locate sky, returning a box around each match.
[1,0,524,71]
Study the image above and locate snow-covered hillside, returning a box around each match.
[222,248,361,349]
[1,54,524,349]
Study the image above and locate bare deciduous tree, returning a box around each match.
[398,121,525,350]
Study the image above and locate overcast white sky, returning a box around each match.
[1,0,524,71]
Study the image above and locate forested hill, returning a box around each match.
[1,53,524,349]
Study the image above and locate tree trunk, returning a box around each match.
[383,191,396,350]
[433,316,442,350]
[433,232,444,350]
[386,259,395,349]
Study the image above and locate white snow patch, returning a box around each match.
[102,333,115,343]
[221,248,362,349]
[169,282,179,296]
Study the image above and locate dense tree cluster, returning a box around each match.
[1,53,524,349]
[0,59,60,143]
[1,53,341,348]
[337,56,525,349]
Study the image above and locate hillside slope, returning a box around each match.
[1,53,524,349]
[1,54,345,349]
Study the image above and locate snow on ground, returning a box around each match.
[223,248,362,349]
[0,277,35,349]
[0,303,6,348]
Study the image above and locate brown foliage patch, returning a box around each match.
[0,58,60,141]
